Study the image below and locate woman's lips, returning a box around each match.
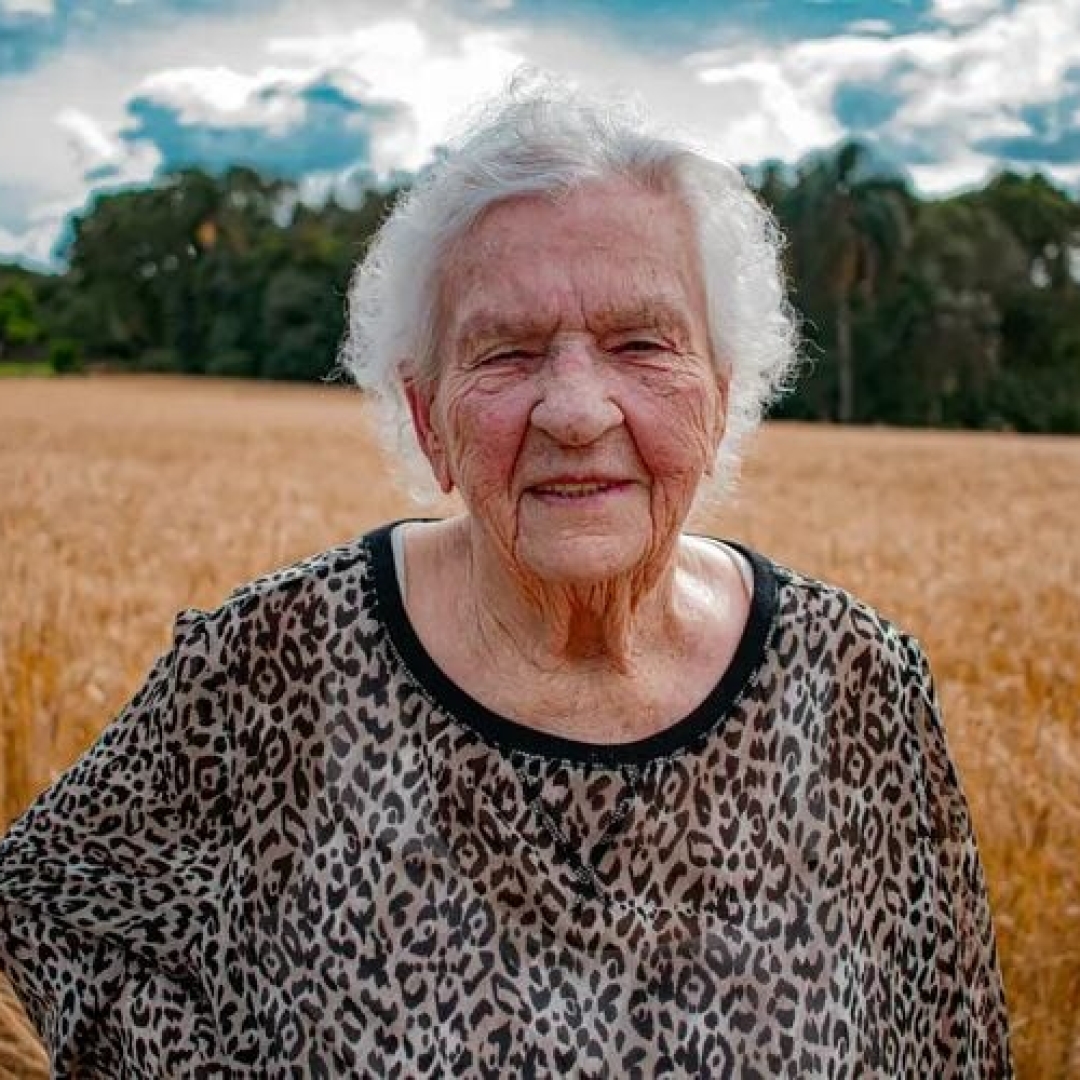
[528,479,632,501]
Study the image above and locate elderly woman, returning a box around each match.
[1,85,1010,1076]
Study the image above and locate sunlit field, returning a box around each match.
[1,376,1077,1078]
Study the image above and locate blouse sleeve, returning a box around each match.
[0,607,234,1077]
[903,634,1013,1078]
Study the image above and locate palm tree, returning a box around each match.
[781,142,914,422]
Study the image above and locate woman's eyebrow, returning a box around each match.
[589,299,690,335]
[452,296,693,358]
[455,312,554,354]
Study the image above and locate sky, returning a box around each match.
[0,0,1077,269]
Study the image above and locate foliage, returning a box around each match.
[47,338,83,375]
[761,147,1080,433]
[4,149,1079,431]
[205,348,256,378]
[0,360,51,377]
[0,279,42,357]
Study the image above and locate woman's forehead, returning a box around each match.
[463,180,691,252]
[439,184,706,343]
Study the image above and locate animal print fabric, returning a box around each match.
[0,522,1012,1077]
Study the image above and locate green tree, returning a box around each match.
[874,198,1026,425]
[976,172,1080,290]
[779,142,915,422]
[260,266,336,380]
[0,280,41,358]
[21,153,1076,433]
[64,167,292,367]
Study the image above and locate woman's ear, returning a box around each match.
[403,375,454,494]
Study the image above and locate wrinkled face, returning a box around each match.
[406,179,727,587]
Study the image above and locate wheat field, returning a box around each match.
[1,376,1077,1078]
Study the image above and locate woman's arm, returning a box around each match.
[903,635,1013,1078]
[0,608,233,1076]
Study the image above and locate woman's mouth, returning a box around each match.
[529,480,630,501]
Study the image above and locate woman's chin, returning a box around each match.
[514,531,651,589]
[509,490,655,579]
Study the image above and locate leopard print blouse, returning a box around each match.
[0,522,1012,1077]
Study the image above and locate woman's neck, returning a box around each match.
[400,516,749,741]
[433,516,687,676]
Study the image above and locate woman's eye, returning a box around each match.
[613,339,664,355]
[483,348,537,363]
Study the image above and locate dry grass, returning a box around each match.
[1,376,1077,1078]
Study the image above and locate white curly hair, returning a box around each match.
[339,74,800,503]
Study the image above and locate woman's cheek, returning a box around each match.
[632,389,720,481]
[444,391,530,495]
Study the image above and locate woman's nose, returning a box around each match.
[529,347,623,446]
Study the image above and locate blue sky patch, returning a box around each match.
[121,85,404,178]
[833,81,904,131]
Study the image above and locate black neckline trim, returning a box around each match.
[368,519,778,767]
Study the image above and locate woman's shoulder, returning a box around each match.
[725,538,929,682]
[215,528,380,613]
[172,525,400,642]
[146,527,402,717]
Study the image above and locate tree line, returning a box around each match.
[2,147,1078,433]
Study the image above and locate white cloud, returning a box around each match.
[908,157,995,195]
[846,19,893,36]
[683,0,1080,192]
[684,32,942,167]
[692,57,841,161]
[136,65,312,131]
[930,0,1009,28]
[0,208,65,268]
[882,0,1080,189]
[0,0,54,15]
[894,0,1079,122]
[55,107,120,169]
[266,19,525,173]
